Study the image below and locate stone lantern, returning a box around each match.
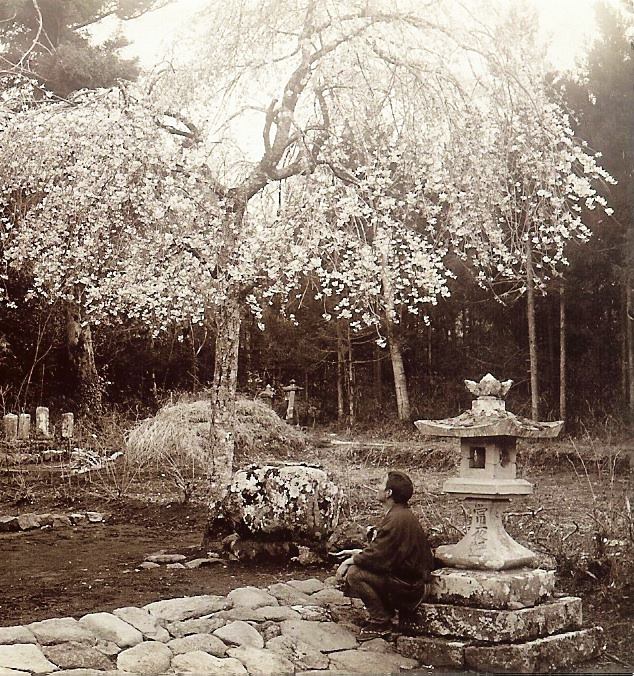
[396,375,604,673]
[416,373,561,571]
[282,379,302,423]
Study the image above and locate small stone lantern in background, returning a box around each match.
[283,379,302,423]
[396,374,605,673]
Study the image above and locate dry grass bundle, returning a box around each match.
[126,396,307,469]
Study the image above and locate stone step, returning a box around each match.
[397,626,604,673]
[464,626,605,673]
[417,596,582,643]
[430,566,555,609]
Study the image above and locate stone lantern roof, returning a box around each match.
[414,373,563,439]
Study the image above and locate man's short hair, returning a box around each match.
[386,470,414,504]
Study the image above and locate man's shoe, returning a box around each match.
[359,620,393,640]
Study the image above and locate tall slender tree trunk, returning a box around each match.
[336,323,346,422]
[208,294,241,498]
[378,228,411,421]
[347,325,355,424]
[66,297,102,414]
[526,242,539,420]
[374,343,383,407]
[625,272,634,422]
[559,282,566,422]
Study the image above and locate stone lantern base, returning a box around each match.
[396,569,605,672]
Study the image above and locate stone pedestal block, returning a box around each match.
[396,635,468,669]
[430,567,555,609]
[417,596,581,643]
[464,626,605,673]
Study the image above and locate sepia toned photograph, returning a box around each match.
[0,0,631,673]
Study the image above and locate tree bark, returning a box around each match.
[526,242,539,420]
[336,323,346,422]
[625,273,634,422]
[378,228,411,420]
[208,294,241,499]
[374,342,383,407]
[66,298,102,414]
[347,325,355,424]
[559,282,566,422]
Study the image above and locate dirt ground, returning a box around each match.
[0,438,632,672]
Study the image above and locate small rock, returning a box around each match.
[52,516,72,528]
[215,608,263,623]
[165,617,226,638]
[28,618,95,646]
[359,638,396,653]
[0,516,19,533]
[0,628,36,646]
[166,563,186,569]
[78,613,143,648]
[266,634,329,671]
[184,558,224,569]
[226,645,295,675]
[287,578,326,594]
[116,641,172,675]
[144,595,228,622]
[310,588,350,606]
[267,583,313,606]
[292,606,331,622]
[138,562,160,570]
[167,634,227,657]
[328,648,418,673]
[145,554,186,564]
[253,606,301,622]
[42,642,113,670]
[170,650,247,675]
[227,586,278,609]
[213,621,264,649]
[94,641,120,657]
[69,513,87,525]
[293,546,322,566]
[280,619,358,652]
[85,512,104,523]
[16,513,41,530]
[0,644,58,674]
[113,607,170,642]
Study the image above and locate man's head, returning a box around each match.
[382,470,414,505]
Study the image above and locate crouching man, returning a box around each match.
[336,470,434,639]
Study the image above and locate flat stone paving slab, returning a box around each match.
[144,594,228,621]
[280,620,358,652]
[42,642,113,670]
[0,644,58,674]
[0,628,36,646]
[28,618,95,646]
[430,566,556,608]
[397,635,468,669]
[417,596,582,642]
[78,614,142,649]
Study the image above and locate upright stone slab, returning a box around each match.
[3,414,18,441]
[61,413,74,439]
[17,414,30,440]
[35,408,49,438]
[410,375,602,672]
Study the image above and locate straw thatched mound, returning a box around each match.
[126,396,307,471]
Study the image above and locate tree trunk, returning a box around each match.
[208,294,241,499]
[374,342,382,407]
[336,323,346,422]
[378,228,411,421]
[385,317,411,420]
[526,242,539,420]
[625,273,634,422]
[347,325,355,424]
[66,299,102,414]
[559,282,566,422]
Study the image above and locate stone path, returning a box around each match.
[0,577,422,675]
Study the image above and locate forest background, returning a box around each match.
[0,0,632,438]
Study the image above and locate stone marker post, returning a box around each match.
[282,380,302,423]
[61,413,74,439]
[35,407,50,438]
[17,413,31,440]
[3,413,18,440]
[396,374,605,673]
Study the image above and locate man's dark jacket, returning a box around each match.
[352,503,433,584]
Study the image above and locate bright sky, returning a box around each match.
[100,0,612,73]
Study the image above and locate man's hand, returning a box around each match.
[329,548,362,560]
[335,556,355,583]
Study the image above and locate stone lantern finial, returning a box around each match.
[465,373,513,399]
